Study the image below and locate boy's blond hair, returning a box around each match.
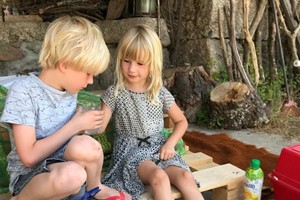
[39,15,110,75]
[115,25,163,104]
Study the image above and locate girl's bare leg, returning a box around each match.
[64,135,131,200]
[165,166,204,200]
[12,161,87,200]
[138,160,173,200]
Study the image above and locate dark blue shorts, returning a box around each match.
[12,144,67,196]
[12,158,64,196]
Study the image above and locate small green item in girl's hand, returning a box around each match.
[161,128,186,156]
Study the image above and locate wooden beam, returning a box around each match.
[106,0,128,20]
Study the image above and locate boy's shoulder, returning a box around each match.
[9,74,38,91]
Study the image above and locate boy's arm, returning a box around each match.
[13,108,102,167]
[13,122,77,167]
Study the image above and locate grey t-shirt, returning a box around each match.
[0,73,77,192]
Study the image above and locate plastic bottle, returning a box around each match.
[244,159,264,200]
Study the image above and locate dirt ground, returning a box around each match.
[186,115,300,200]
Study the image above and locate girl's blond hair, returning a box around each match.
[39,15,110,75]
[115,25,163,104]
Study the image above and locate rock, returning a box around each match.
[0,42,24,62]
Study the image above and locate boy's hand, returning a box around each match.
[159,143,176,160]
[71,107,104,134]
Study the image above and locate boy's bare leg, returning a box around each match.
[165,166,204,200]
[138,160,173,200]
[65,135,131,200]
[12,161,87,200]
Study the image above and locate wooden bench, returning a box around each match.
[0,152,245,200]
[0,115,245,200]
[141,152,245,200]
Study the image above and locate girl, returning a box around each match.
[101,25,204,200]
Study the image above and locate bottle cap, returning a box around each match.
[250,159,260,169]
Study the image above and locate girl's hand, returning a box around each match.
[159,143,176,160]
[71,107,104,135]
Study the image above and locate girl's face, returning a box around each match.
[121,54,150,91]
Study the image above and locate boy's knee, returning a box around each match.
[52,162,87,189]
[67,135,103,160]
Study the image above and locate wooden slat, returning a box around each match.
[212,184,244,200]
[194,164,245,192]
[106,0,127,20]
[163,114,174,128]
[182,152,215,171]
[142,163,245,200]
[0,193,11,200]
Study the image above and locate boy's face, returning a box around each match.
[62,66,94,94]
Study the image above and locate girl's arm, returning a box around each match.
[160,102,188,160]
[99,101,112,134]
[13,108,103,167]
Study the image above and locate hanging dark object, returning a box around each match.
[128,0,157,17]
[270,0,300,117]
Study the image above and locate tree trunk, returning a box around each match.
[210,82,269,130]
[163,66,216,123]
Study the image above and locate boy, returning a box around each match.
[1,15,129,200]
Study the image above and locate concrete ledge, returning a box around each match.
[4,15,43,22]
[0,17,170,47]
[95,17,170,46]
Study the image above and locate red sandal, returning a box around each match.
[102,191,125,200]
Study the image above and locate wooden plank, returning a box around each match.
[212,185,244,200]
[163,114,174,128]
[142,163,245,200]
[182,152,215,171]
[0,193,11,200]
[194,164,245,192]
[194,162,219,171]
[106,0,128,20]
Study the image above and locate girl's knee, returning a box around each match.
[150,168,170,186]
[176,170,195,184]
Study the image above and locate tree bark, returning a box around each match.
[268,2,278,80]
[255,21,265,81]
[163,66,216,123]
[229,0,253,90]
[249,0,268,37]
[279,0,300,57]
[243,0,260,85]
[218,8,232,81]
[210,82,269,130]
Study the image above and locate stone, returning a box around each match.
[4,15,43,22]
[0,42,24,62]
[95,17,170,47]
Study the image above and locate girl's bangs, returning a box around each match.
[123,39,151,64]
